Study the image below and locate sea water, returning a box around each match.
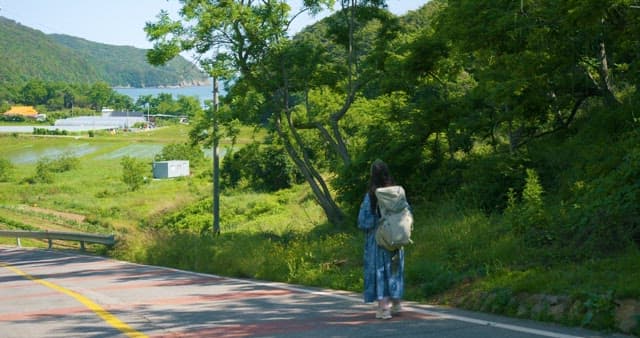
[114,85,218,106]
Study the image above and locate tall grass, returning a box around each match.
[110,164,639,333]
[1,125,638,333]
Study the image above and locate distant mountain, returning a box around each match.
[0,16,209,88]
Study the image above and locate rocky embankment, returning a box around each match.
[451,290,639,335]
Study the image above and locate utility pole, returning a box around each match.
[212,76,220,235]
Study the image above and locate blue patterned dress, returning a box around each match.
[358,193,405,303]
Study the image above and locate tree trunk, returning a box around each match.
[277,62,346,226]
[597,41,619,105]
[274,112,346,226]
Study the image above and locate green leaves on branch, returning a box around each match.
[145,10,185,66]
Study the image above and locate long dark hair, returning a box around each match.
[368,159,395,213]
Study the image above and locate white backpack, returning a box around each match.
[374,185,413,251]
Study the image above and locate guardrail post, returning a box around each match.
[0,230,115,250]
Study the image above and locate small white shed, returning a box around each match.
[153,160,190,179]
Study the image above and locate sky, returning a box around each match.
[0,0,430,49]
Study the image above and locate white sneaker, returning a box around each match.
[376,308,392,319]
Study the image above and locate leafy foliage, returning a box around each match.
[32,158,55,184]
[221,142,302,192]
[154,142,205,169]
[563,138,640,254]
[20,152,80,184]
[505,169,552,247]
[120,156,149,191]
[0,158,14,182]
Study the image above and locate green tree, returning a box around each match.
[135,94,153,108]
[223,118,242,155]
[120,156,148,191]
[434,0,637,153]
[177,95,202,119]
[110,92,134,111]
[88,81,113,112]
[220,142,300,191]
[21,80,48,106]
[145,0,350,225]
[153,93,181,116]
[63,88,75,110]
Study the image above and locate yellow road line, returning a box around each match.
[0,261,147,338]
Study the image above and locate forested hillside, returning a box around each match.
[51,34,208,87]
[0,17,98,84]
[139,1,639,333]
[0,16,208,87]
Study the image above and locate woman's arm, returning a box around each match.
[358,194,376,230]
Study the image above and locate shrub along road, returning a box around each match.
[0,246,631,338]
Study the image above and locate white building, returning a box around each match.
[152,160,190,179]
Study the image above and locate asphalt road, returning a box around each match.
[0,246,632,338]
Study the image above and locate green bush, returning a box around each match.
[21,153,80,185]
[0,158,14,182]
[221,150,243,188]
[120,156,149,191]
[33,158,55,184]
[407,261,461,297]
[505,169,553,247]
[32,128,68,136]
[563,143,640,255]
[457,154,529,212]
[155,142,205,169]
[2,115,25,122]
[221,142,301,192]
[50,152,80,172]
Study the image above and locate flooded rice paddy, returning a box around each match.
[1,139,164,164]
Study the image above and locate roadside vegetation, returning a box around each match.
[1,1,639,336]
[0,118,638,335]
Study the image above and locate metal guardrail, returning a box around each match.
[0,230,115,251]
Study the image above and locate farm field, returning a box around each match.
[0,125,211,250]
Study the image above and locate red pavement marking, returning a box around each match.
[0,306,90,321]
[12,261,123,273]
[11,266,222,287]
[131,289,297,307]
[0,290,60,301]
[149,311,437,337]
[20,265,171,280]
[92,276,227,291]
[9,289,300,319]
[0,281,42,289]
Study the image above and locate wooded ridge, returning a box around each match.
[0,16,208,88]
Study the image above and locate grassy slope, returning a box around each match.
[0,126,638,335]
[0,126,206,237]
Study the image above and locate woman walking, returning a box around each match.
[358,159,406,319]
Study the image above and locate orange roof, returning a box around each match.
[3,106,38,117]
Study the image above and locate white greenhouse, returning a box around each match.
[54,116,146,130]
